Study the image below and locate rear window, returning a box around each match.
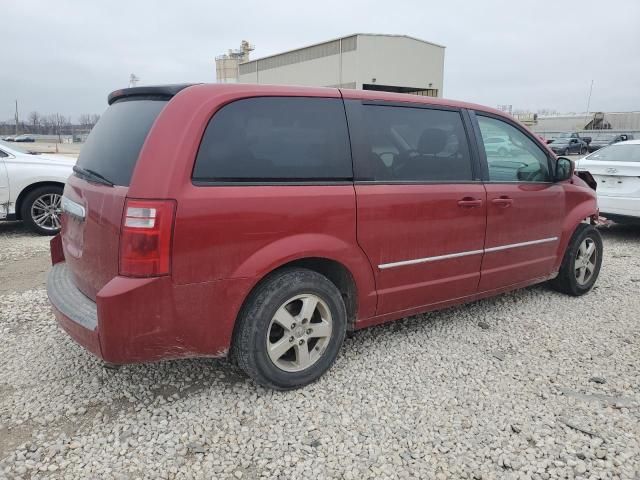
[587,144,640,162]
[192,97,352,182]
[76,99,166,186]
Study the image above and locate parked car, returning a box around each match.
[14,134,36,143]
[576,139,640,224]
[548,137,588,156]
[48,84,601,390]
[587,133,634,152]
[0,140,74,234]
[481,136,514,156]
[547,132,592,146]
[2,135,16,142]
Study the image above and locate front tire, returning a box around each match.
[233,268,347,390]
[21,185,64,235]
[550,224,603,296]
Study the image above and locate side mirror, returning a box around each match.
[555,157,574,181]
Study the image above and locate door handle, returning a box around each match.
[492,196,513,207]
[457,197,483,208]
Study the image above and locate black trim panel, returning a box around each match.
[47,263,97,331]
[192,180,353,187]
[354,180,482,185]
[360,100,460,112]
[108,84,197,105]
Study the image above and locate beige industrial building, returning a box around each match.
[530,112,640,134]
[217,34,445,97]
[215,40,254,83]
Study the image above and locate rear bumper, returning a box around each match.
[47,260,254,364]
[47,263,102,358]
[598,195,640,219]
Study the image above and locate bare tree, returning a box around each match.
[77,114,89,129]
[77,113,100,132]
[28,111,41,134]
[52,113,69,142]
[40,114,54,135]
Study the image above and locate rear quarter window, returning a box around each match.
[587,144,640,162]
[192,97,352,182]
[76,99,167,186]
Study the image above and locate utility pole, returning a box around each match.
[14,100,19,136]
[584,80,594,129]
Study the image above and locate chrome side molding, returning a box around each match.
[378,249,484,270]
[378,237,559,270]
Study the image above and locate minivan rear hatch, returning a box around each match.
[62,86,190,300]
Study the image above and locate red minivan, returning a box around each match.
[48,84,602,389]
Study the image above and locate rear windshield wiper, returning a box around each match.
[73,165,114,186]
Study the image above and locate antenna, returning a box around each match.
[129,73,140,88]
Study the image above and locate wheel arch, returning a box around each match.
[275,257,358,329]
[229,233,377,322]
[554,200,599,272]
[237,256,365,335]
[14,181,65,220]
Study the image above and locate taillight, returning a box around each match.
[119,199,176,277]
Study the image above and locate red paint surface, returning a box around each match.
[49,84,598,364]
[356,184,487,314]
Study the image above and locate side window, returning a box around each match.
[476,115,551,182]
[0,149,7,158]
[193,97,352,182]
[357,105,473,182]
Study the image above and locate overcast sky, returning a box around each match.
[2,0,639,121]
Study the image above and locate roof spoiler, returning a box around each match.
[107,84,197,105]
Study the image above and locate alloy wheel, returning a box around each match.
[266,294,333,372]
[575,238,597,285]
[30,193,62,231]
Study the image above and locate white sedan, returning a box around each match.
[575,139,640,225]
[0,140,75,235]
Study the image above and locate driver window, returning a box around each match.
[477,115,551,182]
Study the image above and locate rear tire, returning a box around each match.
[21,185,64,235]
[550,224,603,296]
[232,268,347,390]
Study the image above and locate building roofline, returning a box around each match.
[240,33,445,65]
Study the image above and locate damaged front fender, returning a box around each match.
[575,170,597,191]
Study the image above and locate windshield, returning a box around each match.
[76,99,167,186]
[586,144,640,162]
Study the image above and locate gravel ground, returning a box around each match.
[0,222,639,479]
